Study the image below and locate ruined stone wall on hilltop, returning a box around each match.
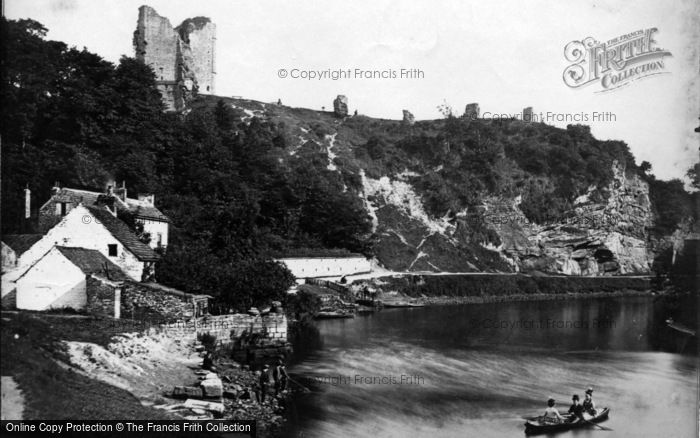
[133,6,215,111]
[176,17,216,95]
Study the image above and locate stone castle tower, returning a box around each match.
[133,5,216,111]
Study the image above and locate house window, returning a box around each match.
[156,233,163,247]
[108,244,118,257]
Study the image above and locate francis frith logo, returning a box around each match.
[563,28,672,92]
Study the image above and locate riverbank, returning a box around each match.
[0,312,178,419]
[0,311,292,436]
[351,273,653,304]
[416,289,654,305]
[211,358,288,437]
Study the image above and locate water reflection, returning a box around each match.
[285,296,698,438]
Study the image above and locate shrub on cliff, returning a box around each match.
[284,290,322,322]
[647,178,694,236]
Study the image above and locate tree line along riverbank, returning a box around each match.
[352,273,653,302]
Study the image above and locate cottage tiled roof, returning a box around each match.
[56,247,130,281]
[2,234,43,256]
[51,188,101,206]
[85,206,160,262]
[50,188,168,222]
[124,199,169,221]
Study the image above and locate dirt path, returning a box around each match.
[1,376,25,420]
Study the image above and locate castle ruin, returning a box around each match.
[133,6,216,111]
[464,103,480,120]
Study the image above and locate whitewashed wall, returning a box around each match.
[2,242,17,271]
[16,248,87,310]
[137,218,169,249]
[276,257,371,280]
[18,205,144,281]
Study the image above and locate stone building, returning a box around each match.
[1,234,42,272]
[275,254,371,282]
[39,183,169,250]
[523,107,534,122]
[87,276,210,321]
[333,95,348,117]
[19,205,160,282]
[464,103,480,119]
[13,245,209,316]
[16,246,129,311]
[133,5,216,111]
[402,110,415,125]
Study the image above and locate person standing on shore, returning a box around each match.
[273,358,289,395]
[257,364,271,404]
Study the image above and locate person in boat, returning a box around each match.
[542,398,565,423]
[582,388,597,416]
[568,394,584,422]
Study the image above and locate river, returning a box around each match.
[283,296,698,438]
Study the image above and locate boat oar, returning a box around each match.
[583,419,613,431]
[288,376,311,392]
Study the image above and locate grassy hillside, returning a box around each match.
[1,18,696,309]
[0,312,172,419]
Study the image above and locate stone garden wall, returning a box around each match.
[156,313,288,345]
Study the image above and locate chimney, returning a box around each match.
[24,185,31,219]
[115,181,128,202]
[105,178,116,196]
[51,181,61,196]
[96,194,117,216]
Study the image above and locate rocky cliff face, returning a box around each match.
[483,161,654,275]
[193,95,693,276]
[359,160,656,275]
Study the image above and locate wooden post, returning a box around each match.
[193,298,197,335]
[114,287,121,319]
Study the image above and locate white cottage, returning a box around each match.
[1,234,43,272]
[16,246,128,311]
[18,204,160,282]
[38,184,169,250]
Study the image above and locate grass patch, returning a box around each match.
[0,312,173,420]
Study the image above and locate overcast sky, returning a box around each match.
[5,0,699,181]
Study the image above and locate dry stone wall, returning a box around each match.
[86,276,287,345]
[156,313,288,345]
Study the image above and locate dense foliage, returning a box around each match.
[2,19,696,308]
[349,115,643,224]
[1,19,374,311]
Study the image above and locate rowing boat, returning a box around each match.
[524,407,610,435]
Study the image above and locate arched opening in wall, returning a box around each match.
[206,86,210,92]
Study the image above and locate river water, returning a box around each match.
[284,296,698,438]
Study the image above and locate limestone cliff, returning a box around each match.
[483,161,654,275]
[190,95,695,276]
